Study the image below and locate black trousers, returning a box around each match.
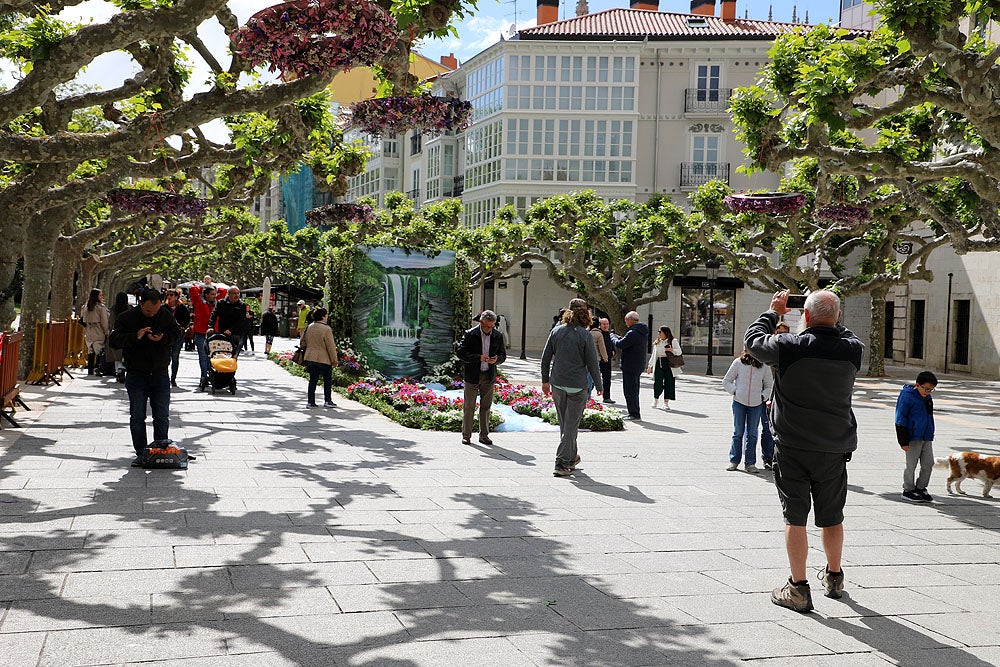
[599,359,612,400]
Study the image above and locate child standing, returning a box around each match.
[895,371,938,503]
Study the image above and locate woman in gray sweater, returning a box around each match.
[541,298,603,477]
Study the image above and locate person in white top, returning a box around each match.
[647,326,681,409]
[722,348,775,473]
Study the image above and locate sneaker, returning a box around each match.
[726,463,739,471]
[570,455,581,470]
[763,460,773,470]
[662,403,670,411]
[902,490,924,502]
[917,488,934,502]
[651,400,659,408]
[323,401,337,408]
[817,566,844,599]
[745,464,759,473]
[603,399,616,404]
[553,463,573,477]
[307,403,319,408]
[130,456,143,468]
[771,578,813,613]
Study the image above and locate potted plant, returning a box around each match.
[814,204,871,226]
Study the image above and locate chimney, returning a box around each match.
[537,0,558,25]
[721,0,735,20]
[690,0,715,16]
[440,53,458,69]
[630,0,658,10]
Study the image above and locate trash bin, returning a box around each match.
[279,316,289,338]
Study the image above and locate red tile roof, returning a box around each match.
[518,8,857,40]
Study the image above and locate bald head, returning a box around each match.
[804,290,841,327]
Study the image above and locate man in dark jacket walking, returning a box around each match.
[611,311,649,420]
[746,289,864,613]
[456,310,506,446]
[260,307,279,354]
[109,288,181,466]
[209,286,250,358]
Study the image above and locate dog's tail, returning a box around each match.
[933,456,954,470]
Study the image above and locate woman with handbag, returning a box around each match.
[80,289,110,375]
[299,307,338,408]
[722,348,774,473]
[647,326,680,410]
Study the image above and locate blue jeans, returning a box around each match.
[760,408,775,463]
[124,372,170,455]
[730,401,763,466]
[194,332,209,379]
[169,337,183,382]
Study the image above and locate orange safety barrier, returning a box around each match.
[29,320,73,386]
[26,321,49,383]
[65,317,87,369]
[0,332,30,427]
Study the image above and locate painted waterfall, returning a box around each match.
[352,247,456,378]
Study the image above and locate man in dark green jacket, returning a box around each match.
[109,288,180,465]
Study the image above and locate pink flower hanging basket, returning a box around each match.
[349,94,473,136]
[106,188,208,217]
[305,202,375,227]
[724,192,806,216]
[231,0,398,76]
[814,204,871,227]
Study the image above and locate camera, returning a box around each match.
[785,295,807,309]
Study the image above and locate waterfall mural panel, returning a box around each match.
[352,247,456,379]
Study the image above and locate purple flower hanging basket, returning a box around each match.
[106,188,208,217]
[349,94,473,136]
[814,204,871,227]
[231,0,398,76]
[724,192,806,216]
[305,202,375,227]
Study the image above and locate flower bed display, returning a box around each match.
[814,204,871,226]
[305,202,375,227]
[348,94,473,136]
[231,0,398,76]
[106,188,207,217]
[724,192,806,216]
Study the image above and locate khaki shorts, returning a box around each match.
[773,445,849,527]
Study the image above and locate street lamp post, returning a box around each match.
[519,259,533,360]
[705,257,721,376]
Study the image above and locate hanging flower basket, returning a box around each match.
[231,0,398,77]
[814,204,871,227]
[305,202,375,227]
[348,94,473,136]
[724,192,806,216]
[106,189,208,217]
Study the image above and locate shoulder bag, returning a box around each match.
[666,341,685,368]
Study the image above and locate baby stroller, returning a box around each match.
[207,332,238,395]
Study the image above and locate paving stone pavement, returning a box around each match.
[2,337,1000,666]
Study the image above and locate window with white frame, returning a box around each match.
[696,64,722,102]
[426,145,441,200]
[468,58,505,122]
[691,135,721,175]
[465,120,502,189]
[464,196,504,228]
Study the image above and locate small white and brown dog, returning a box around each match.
[934,452,1000,498]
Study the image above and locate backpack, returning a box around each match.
[140,439,192,469]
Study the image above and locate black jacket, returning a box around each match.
[612,322,649,374]
[166,303,190,330]
[209,298,249,336]
[600,329,615,361]
[109,306,181,374]
[746,310,864,454]
[260,311,279,336]
[456,324,507,383]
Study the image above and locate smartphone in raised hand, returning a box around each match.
[785,295,807,309]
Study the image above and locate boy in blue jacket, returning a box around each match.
[895,371,938,503]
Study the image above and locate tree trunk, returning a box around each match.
[866,286,888,377]
[50,235,80,321]
[18,222,60,378]
[0,224,22,332]
[79,255,100,301]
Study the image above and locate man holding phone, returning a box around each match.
[745,289,864,613]
[457,310,506,446]
[109,288,181,466]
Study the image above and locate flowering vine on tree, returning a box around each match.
[231,0,399,76]
[305,202,375,227]
[724,192,806,216]
[106,189,208,217]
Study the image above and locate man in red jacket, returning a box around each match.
[189,278,227,391]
